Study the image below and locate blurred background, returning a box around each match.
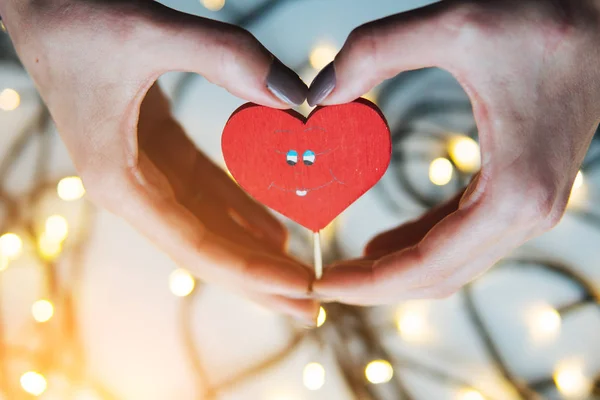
[1,0,600,399]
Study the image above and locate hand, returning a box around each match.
[310,0,600,304]
[1,0,317,324]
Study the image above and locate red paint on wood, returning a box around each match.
[222,99,391,232]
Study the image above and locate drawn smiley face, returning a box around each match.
[222,100,391,232]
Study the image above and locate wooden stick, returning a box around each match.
[314,231,323,279]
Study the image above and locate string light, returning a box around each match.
[0,88,20,111]
[395,301,432,343]
[365,360,393,384]
[44,215,69,243]
[553,359,591,398]
[526,303,561,344]
[38,232,63,260]
[20,371,47,396]
[302,362,325,390]
[169,268,195,297]
[455,388,485,400]
[0,232,23,259]
[32,299,54,323]
[429,157,454,186]
[448,136,480,173]
[317,307,326,327]
[200,0,225,11]
[309,43,337,70]
[57,176,86,201]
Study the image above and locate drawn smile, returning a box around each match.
[268,169,344,197]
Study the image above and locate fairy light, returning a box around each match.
[303,362,325,390]
[365,360,393,384]
[57,176,86,201]
[38,232,63,260]
[317,307,327,327]
[200,0,225,11]
[32,299,54,323]
[0,88,21,111]
[448,136,480,173]
[45,215,69,243]
[169,268,195,297]
[455,388,485,400]
[395,301,431,343]
[553,359,591,398]
[309,43,337,70]
[526,303,561,344]
[429,157,453,186]
[0,232,23,259]
[20,371,47,396]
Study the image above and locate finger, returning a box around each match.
[365,173,480,257]
[307,1,459,106]
[245,292,320,327]
[141,1,307,107]
[138,85,286,250]
[314,169,554,304]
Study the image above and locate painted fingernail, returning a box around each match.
[266,58,308,106]
[307,61,336,106]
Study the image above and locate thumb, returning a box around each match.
[143,2,307,107]
[307,1,459,106]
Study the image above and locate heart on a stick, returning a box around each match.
[222,99,391,232]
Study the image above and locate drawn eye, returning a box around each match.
[303,150,316,165]
[286,150,298,165]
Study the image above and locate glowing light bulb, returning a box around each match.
[554,359,590,398]
[448,136,480,173]
[169,268,195,297]
[0,88,20,111]
[317,307,327,327]
[429,157,453,186]
[20,371,47,396]
[309,43,337,70]
[303,362,325,391]
[395,301,431,343]
[45,215,68,243]
[0,232,23,259]
[365,360,393,384]
[526,303,561,344]
[57,176,86,201]
[38,233,63,260]
[201,0,225,11]
[32,299,54,323]
[456,388,485,400]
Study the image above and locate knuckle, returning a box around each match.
[79,165,135,210]
[346,23,381,67]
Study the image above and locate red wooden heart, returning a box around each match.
[222,99,391,232]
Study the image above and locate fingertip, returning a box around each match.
[307,61,336,106]
[266,58,308,107]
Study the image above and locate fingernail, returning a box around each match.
[307,61,336,106]
[266,58,308,106]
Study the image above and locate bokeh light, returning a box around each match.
[0,88,21,111]
[429,157,454,186]
[365,360,393,384]
[317,307,327,327]
[309,43,337,70]
[32,299,54,323]
[396,301,431,343]
[303,362,325,390]
[57,176,86,201]
[0,232,23,259]
[21,371,47,396]
[448,136,480,173]
[38,233,63,261]
[169,268,195,297]
[554,359,591,398]
[526,304,561,344]
[200,0,225,11]
[45,215,69,243]
[455,388,485,400]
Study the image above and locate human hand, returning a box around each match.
[310,0,600,304]
[0,0,317,323]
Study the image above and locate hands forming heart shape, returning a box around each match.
[2,0,599,326]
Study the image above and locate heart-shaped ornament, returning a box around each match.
[222,99,391,232]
